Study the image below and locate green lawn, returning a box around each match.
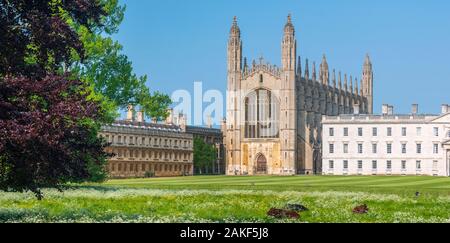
[1,176,450,223]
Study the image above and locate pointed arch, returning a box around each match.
[244,88,280,139]
[255,153,268,174]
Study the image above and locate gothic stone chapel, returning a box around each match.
[224,15,374,175]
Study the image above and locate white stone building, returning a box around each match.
[322,104,450,176]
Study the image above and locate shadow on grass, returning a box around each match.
[63,184,122,192]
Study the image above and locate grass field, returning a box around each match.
[1,176,450,223]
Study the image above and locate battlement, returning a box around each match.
[242,57,281,79]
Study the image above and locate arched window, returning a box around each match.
[244,89,280,138]
[259,74,263,83]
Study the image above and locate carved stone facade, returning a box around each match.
[100,108,227,178]
[225,15,374,175]
[100,107,194,178]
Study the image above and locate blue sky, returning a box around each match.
[115,0,450,122]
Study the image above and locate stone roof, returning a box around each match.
[186,126,222,136]
[104,120,183,133]
[322,113,442,124]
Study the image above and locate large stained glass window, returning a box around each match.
[244,89,279,138]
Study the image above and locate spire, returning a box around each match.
[332,69,336,88]
[344,74,348,92]
[319,62,322,79]
[243,57,248,73]
[355,78,359,96]
[350,75,353,94]
[312,61,317,81]
[364,53,372,66]
[227,16,242,83]
[284,14,294,34]
[338,71,342,90]
[362,53,374,114]
[297,56,302,77]
[363,53,373,75]
[304,58,310,80]
[321,54,328,68]
[320,54,329,85]
[282,14,296,71]
[230,16,240,37]
[363,54,373,77]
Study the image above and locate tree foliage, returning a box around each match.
[193,137,217,175]
[0,75,110,198]
[69,0,171,121]
[0,0,110,199]
[0,0,105,78]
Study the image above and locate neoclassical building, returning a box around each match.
[224,15,374,175]
[322,104,450,176]
[100,107,226,178]
[100,108,194,178]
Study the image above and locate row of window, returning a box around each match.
[327,160,439,171]
[329,127,448,137]
[103,134,191,148]
[198,136,221,145]
[329,142,440,154]
[109,162,192,173]
[109,148,192,161]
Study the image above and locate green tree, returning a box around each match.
[0,0,110,199]
[55,0,172,181]
[193,137,217,175]
[68,0,171,121]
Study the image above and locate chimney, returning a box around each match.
[136,110,144,123]
[126,105,135,121]
[166,108,174,125]
[179,113,187,132]
[382,104,389,116]
[353,103,360,115]
[388,105,394,116]
[173,115,179,126]
[412,104,419,115]
[442,104,449,114]
[206,115,213,128]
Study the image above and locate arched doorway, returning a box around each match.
[256,154,268,174]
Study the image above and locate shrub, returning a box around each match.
[144,171,155,178]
